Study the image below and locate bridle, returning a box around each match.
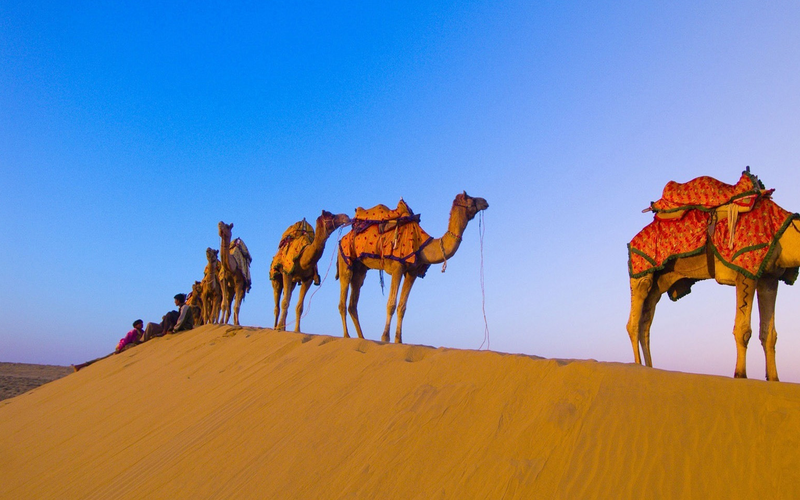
[323,215,337,234]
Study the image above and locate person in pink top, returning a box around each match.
[116,319,144,353]
[72,319,144,372]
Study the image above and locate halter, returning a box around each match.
[323,215,337,234]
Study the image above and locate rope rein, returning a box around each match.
[478,211,490,350]
[284,226,344,329]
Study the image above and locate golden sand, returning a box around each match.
[1,324,799,499]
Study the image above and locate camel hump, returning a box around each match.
[651,170,770,214]
[231,238,252,263]
[355,199,414,221]
[278,220,315,249]
[272,220,316,279]
[352,199,420,234]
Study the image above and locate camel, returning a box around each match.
[218,221,252,326]
[201,247,222,324]
[627,204,800,382]
[271,211,352,332]
[337,191,488,343]
[188,281,204,328]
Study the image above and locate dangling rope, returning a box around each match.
[285,226,345,329]
[478,211,490,350]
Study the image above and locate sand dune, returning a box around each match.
[1,324,799,499]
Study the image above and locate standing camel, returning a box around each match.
[337,191,488,343]
[271,210,352,332]
[201,247,222,324]
[627,177,800,381]
[218,221,252,326]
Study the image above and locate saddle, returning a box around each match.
[271,219,320,284]
[647,170,771,220]
[352,199,421,234]
[227,238,253,291]
[340,198,432,272]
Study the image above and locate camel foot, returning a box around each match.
[734,371,747,379]
[381,335,390,343]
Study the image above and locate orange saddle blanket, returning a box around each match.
[340,199,433,270]
[649,170,770,216]
[271,219,316,280]
[629,197,799,287]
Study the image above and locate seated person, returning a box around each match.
[72,319,145,371]
[116,319,144,353]
[143,294,185,341]
[170,293,194,334]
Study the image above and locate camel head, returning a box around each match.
[319,210,352,235]
[218,221,233,240]
[454,191,489,220]
[206,247,219,263]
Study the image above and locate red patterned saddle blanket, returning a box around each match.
[629,197,799,287]
[340,199,433,270]
[649,170,771,218]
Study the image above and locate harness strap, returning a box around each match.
[440,239,448,273]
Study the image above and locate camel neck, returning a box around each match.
[220,234,232,271]
[777,219,800,268]
[419,204,469,264]
[299,219,330,268]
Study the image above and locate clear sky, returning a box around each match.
[3,1,800,382]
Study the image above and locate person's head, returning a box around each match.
[174,293,187,305]
[133,319,144,329]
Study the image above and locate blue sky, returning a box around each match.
[3,1,800,382]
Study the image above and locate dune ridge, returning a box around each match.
[1,324,799,499]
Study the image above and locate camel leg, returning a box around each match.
[380,271,404,343]
[272,277,283,329]
[233,289,240,326]
[338,260,352,338]
[732,274,756,378]
[638,286,662,368]
[626,276,652,365]
[756,276,780,381]
[233,279,245,326]
[219,280,229,324]
[294,279,313,333]
[213,293,222,324]
[348,267,368,340]
[277,274,296,331]
[394,272,417,344]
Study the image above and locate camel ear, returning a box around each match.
[230,222,234,229]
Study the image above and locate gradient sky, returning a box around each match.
[3,1,800,382]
